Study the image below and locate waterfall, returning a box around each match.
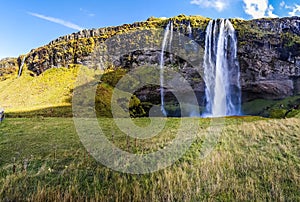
[187,22,192,38]
[203,19,241,117]
[169,21,173,53]
[160,21,173,116]
[18,56,26,78]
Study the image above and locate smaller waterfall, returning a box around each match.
[187,22,192,38]
[160,21,173,116]
[18,56,26,78]
[169,21,173,53]
[186,21,197,52]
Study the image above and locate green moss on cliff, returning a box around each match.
[0,58,18,80]
[281,32,300,51]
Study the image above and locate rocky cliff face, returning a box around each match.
[1,15,300,105]
[235,17,300,101]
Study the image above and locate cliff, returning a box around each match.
[1,15,300,116]
[235,17,300,101]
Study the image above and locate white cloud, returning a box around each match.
[190,0,228,12]
[285,5,292,9]
[28,12,84,31]
[243,0,278,19]
[267,5,278,18]
[288,4,300,16]
[243,0,268,18]
[280,1,285,8]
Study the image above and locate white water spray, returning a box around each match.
[203,19,241,117]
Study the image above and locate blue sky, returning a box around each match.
[0,0,299,59]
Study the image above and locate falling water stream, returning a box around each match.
[160,21,173,116]
[187,22,192,38]
[203,19,241,117]
[18,56,26,78]
[159,19,241,117]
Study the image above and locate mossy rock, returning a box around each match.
[269,109,287,118]
[100,68,128,87]
[285,109,300,118]
[129,95,146,118]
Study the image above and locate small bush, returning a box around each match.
[285,109,300,118]
[270,109,287,118]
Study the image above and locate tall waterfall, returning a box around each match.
[160,21,173,116]
[203,19,241,117]
[18,56,26,78]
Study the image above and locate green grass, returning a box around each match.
[0,117,299,201]
[0,66,78,115]
[5,106,72,118]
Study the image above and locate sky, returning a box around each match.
[0,0,299,59]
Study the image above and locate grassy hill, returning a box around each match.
[0,65,78,117]
[0,64,147,118]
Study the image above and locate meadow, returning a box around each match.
[0,116,299,201]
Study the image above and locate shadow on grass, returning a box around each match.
[6,106,73,118]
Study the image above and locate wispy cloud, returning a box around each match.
[28,12,84,31]
[278,1,300,16]
[279,2,300,17]
[80,8,95,17]
[280,1,286,8]
[288,4,300,16]
[243,0,278,19]
[190,0,228,12]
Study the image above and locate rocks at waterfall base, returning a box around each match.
[0,15,300,116]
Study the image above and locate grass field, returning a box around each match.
[0,116,299,201]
